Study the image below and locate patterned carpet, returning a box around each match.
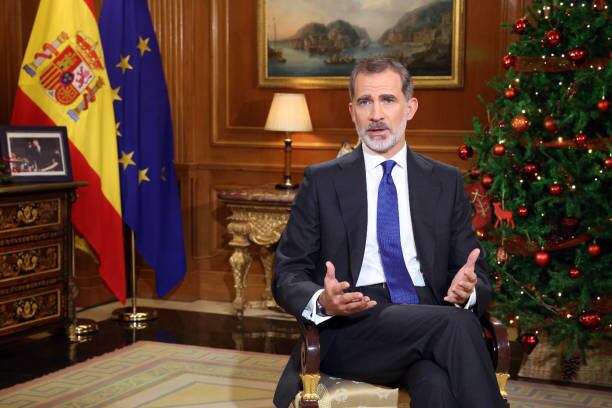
[0,341,609,407]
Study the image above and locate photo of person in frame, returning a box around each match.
[7,135,65,175]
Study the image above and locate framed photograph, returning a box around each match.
[0,126,72,183]
[258,0,465,89]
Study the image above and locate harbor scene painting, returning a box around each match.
[258,0,464,88]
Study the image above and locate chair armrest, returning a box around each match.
[297,319,321,407]
[480,312,511,373]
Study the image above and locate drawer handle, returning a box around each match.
[17,206,39,225]
[15,298,39,320]
[17,253,39,272]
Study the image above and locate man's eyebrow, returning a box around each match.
[356,95,372,102]
[380,93,397,100]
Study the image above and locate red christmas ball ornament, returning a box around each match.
[568,267,582,279]
[469,167,481,179]
[514,18,529,34]
[568,48,587,64]
[517,205,528,217]
[543,116,558,133]
[604,157,612,170]
[523,162,539,177]
[511,114,530,133]
[493,143,506,156]
[481,173,494,189]
[593,0,606,11]
[504,87,517,99]
[520,333,539,354]
[502,54,516,70]
[457,144,474,160]
[535,250,550,266]
[549,183,563,195]
[579,311,601,329]
[597,99,609,112]
[587,242,601,257]
[497,120,507,128]
[545,29,561,46]
[574,133,588,147]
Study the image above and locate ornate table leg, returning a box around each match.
[260,245,275,303]
[227,220,252,314]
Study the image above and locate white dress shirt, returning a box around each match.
[303,143,475,323]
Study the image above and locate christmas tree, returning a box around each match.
[461,0,611,362]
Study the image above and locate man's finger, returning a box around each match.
[325,261,336,280]
[465,248,480,268]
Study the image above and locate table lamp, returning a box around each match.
[264,93,312,189]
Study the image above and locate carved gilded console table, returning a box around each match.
[218,187,296,314]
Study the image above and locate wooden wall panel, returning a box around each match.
[0,0,528,306]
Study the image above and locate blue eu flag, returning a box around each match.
[100,0,186,297]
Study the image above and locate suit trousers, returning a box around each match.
[318,284,505,408]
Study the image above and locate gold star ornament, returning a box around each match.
[138,168,151,184]
[137,36,151,56]
[118,150,136,171]
[116,55,133,74]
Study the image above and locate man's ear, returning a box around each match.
[406,97,418,121]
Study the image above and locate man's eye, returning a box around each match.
[382,97,396,104]
[358,99,371,106]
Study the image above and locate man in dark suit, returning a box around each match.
[273,57,504,408]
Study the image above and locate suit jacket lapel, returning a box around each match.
[405,147,441,298]
[333,145,367,284]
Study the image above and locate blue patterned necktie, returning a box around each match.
[377,160,419,304]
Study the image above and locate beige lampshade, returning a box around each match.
[264,93,313,132]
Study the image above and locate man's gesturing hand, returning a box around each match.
[318,261,377,316]
[444,248,479,305]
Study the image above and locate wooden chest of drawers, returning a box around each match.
[0,182,84,341]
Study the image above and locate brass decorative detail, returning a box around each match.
[0,278,59,297]
[0,199,61,233]
[0,290,60,332]
[0,244,61,281]
[299,374,321,402]
[259,246,275,301]
[0,231,62,247]
[496,373,510,400]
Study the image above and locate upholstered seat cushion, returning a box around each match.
[292,372,411,408]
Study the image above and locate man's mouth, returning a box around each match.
[367,125,389,137]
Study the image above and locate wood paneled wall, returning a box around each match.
[0,0,526,306]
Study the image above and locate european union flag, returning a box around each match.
[100,0,186,297]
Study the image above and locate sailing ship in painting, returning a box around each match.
[267,0,453,76]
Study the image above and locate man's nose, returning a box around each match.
[369,102,384,122]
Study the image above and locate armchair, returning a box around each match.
[293,312,511,407]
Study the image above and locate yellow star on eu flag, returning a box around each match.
[137,36,151,56]
[116,55,133,74]
[112,86,122,102]
[118,151,136,171]
[116,122,122,137]
[138,168,151,184]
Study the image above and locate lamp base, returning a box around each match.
[275,182,299,190]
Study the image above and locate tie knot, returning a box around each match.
[381,160,396,176]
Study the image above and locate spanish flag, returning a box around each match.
[11,0,126,302]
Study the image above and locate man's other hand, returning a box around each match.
[319,261,377,316]
[444,248,479,305]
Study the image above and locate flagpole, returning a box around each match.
[111,229,157,323]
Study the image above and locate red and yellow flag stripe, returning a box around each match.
[11,0,126,302]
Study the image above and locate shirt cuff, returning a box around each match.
[455,288,477,309]
[302,288,333,324]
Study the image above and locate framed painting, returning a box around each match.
[258,0,465,89]
[0,126,72,183]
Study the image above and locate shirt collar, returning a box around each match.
[362,141,407,172]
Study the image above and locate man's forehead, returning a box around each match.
[354,69,403,97]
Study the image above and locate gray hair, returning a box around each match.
[348,57,413,101]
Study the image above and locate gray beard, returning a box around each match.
[356,121,407,153]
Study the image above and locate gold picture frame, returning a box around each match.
[258,0,465,89]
